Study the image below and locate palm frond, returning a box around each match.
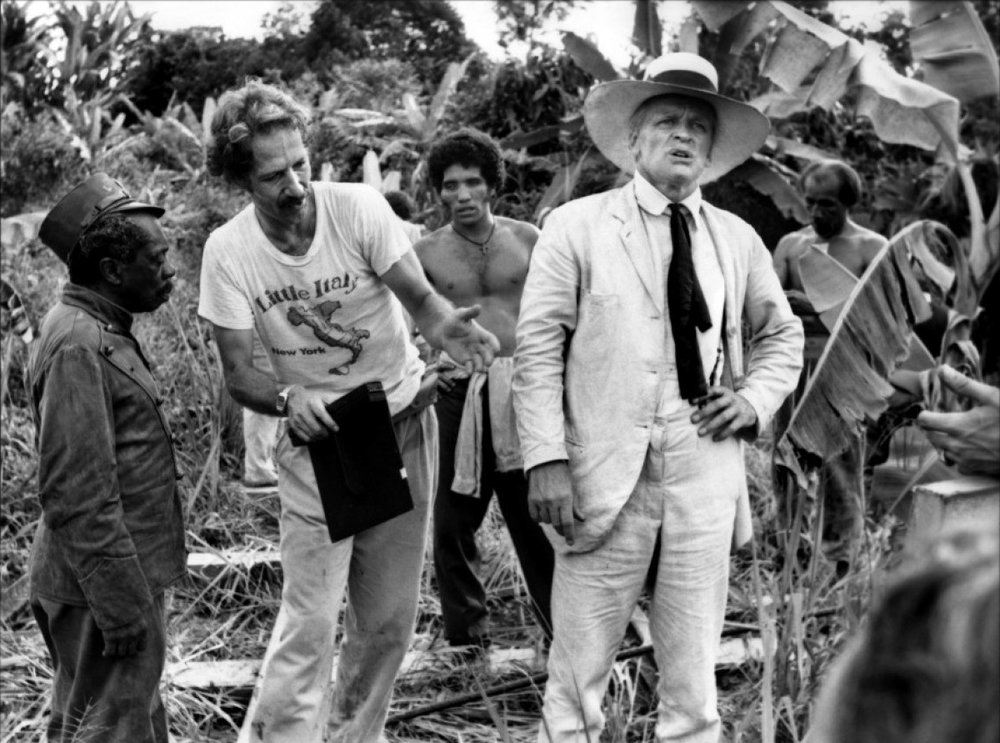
[775,222,936,484]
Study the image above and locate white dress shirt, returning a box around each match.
[633,173,725,413]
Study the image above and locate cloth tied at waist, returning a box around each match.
[451,355,522,497]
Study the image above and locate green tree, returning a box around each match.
[302,0,476,89]
[48,0,153,108]
[126,27,307,117]
[260,1,311,39]
[493,0,577,50]
[463,49,592,147]
[0,0,54,112]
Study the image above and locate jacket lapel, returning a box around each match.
[702,204,742,382]
[702,205,737,314]
[612,186,664,315]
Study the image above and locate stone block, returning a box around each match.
[907,476,1000,549]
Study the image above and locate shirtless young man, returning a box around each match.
[415,128,554,648]
[773,159,886,314]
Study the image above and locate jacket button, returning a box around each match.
[101,345,113,356]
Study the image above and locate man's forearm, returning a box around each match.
[223,362,285,415]
[407,290,455,351]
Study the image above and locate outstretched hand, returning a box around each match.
[439,305,501,374]
[917,366,1000,477]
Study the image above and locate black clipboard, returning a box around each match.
[289,381,413,542]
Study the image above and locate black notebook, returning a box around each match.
[289,381,413,542]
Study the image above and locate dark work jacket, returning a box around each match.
[27,284,186,631]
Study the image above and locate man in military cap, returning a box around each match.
[28,172,184,743]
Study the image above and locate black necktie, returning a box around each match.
[667,203,712,401]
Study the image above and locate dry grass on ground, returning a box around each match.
[0,222,913,742]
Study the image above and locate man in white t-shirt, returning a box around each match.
[198,80,499,743]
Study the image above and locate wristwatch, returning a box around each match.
[276,385,293,416]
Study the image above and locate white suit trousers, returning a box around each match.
[539,407,740,743]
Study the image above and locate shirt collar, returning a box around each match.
[633,171,702,221]
[61,283,134,334]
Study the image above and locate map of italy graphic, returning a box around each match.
[254,275,371,375]
[286,300,369,375]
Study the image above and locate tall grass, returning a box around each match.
[0,174,903,742]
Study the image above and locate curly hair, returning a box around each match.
[69,215,145,286]
[383,190,415,221]
[799,159,864,208]
[813,525,999,743]
[427,128,505,194]
[207,78,312,187]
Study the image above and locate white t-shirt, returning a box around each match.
[198,182,423,415]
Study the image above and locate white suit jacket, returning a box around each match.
[513,183,804,553]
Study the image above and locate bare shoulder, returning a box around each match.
[847,221,888,255]
[774,226,814,257]
[862,229,888,250]
[413,225,456,259]
[497,216,541,247]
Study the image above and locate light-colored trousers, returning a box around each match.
[539,407,740,743]
[243,336,279,485]
[251,407,438,743]
[243,408,280,485]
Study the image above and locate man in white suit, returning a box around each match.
[513,53,804,742]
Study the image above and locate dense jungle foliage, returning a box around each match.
[1,2,998,741]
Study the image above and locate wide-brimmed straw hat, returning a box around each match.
[39,173,164,264]
[583,52,770,184]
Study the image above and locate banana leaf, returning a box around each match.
[972,196,1000,295]
[534,148,594,222]
[798,246,857,320]
[0,212,47,253]
[727,155,808,223]
[426,56,472,140]
[692,0,997,302]
[909,1,1000,104]
[765,136,837,163]
[747,88,813,120]
[692,0,962,153]
[561,31,619,83]
[500,117,583,151]
[774,228,933,486]
[678,15,701,55]
[361,149,382,191]
[898,219,976,314]
[631,0,662,59]
[797,228,939,367]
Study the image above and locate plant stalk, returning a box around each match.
[387,622,757,725]
[386,644,656,725]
